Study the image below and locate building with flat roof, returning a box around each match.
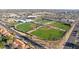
[16,19,33,23]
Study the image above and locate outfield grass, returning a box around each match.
[31,27,64,41]
[34,18,70,30]
[50,21,70,30]
[41,20,53,24]
[34,18,53,24]
[15,23,37,32]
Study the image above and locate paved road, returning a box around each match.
[0,21,46,49]
[64,22,79,49]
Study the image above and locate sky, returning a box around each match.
[0,0,79,9]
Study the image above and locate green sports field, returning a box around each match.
[15,19,70,41]
[34,18,70,30]
[49,21,71,30]
[34,18,53,24]
[31,27,64,41]
[15,23,37,32]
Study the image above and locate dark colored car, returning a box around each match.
[72,31,77,36]
[5,45,11,49]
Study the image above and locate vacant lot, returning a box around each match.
[15,22,38,32]
[31,27,64,41]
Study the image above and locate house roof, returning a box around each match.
[13,39,26,48]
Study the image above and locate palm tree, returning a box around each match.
[4,35,14,45]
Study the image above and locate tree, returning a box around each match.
[4,35,14,45]
[0,42,4,48]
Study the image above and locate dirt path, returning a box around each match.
[27,26,43,33]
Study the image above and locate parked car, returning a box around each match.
[72,31,77,36]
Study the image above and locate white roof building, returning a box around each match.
[28,15,37,18]
[16,19,33,23]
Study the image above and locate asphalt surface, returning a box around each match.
[0,21,46,49]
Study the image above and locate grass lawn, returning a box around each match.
[41,20,54,24]
[31,27,64,41]
[34,18,70,30]
[50,21,71,30]
[34,18,53,24]
[15,22,37,32]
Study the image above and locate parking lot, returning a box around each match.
[64,22,79,49]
